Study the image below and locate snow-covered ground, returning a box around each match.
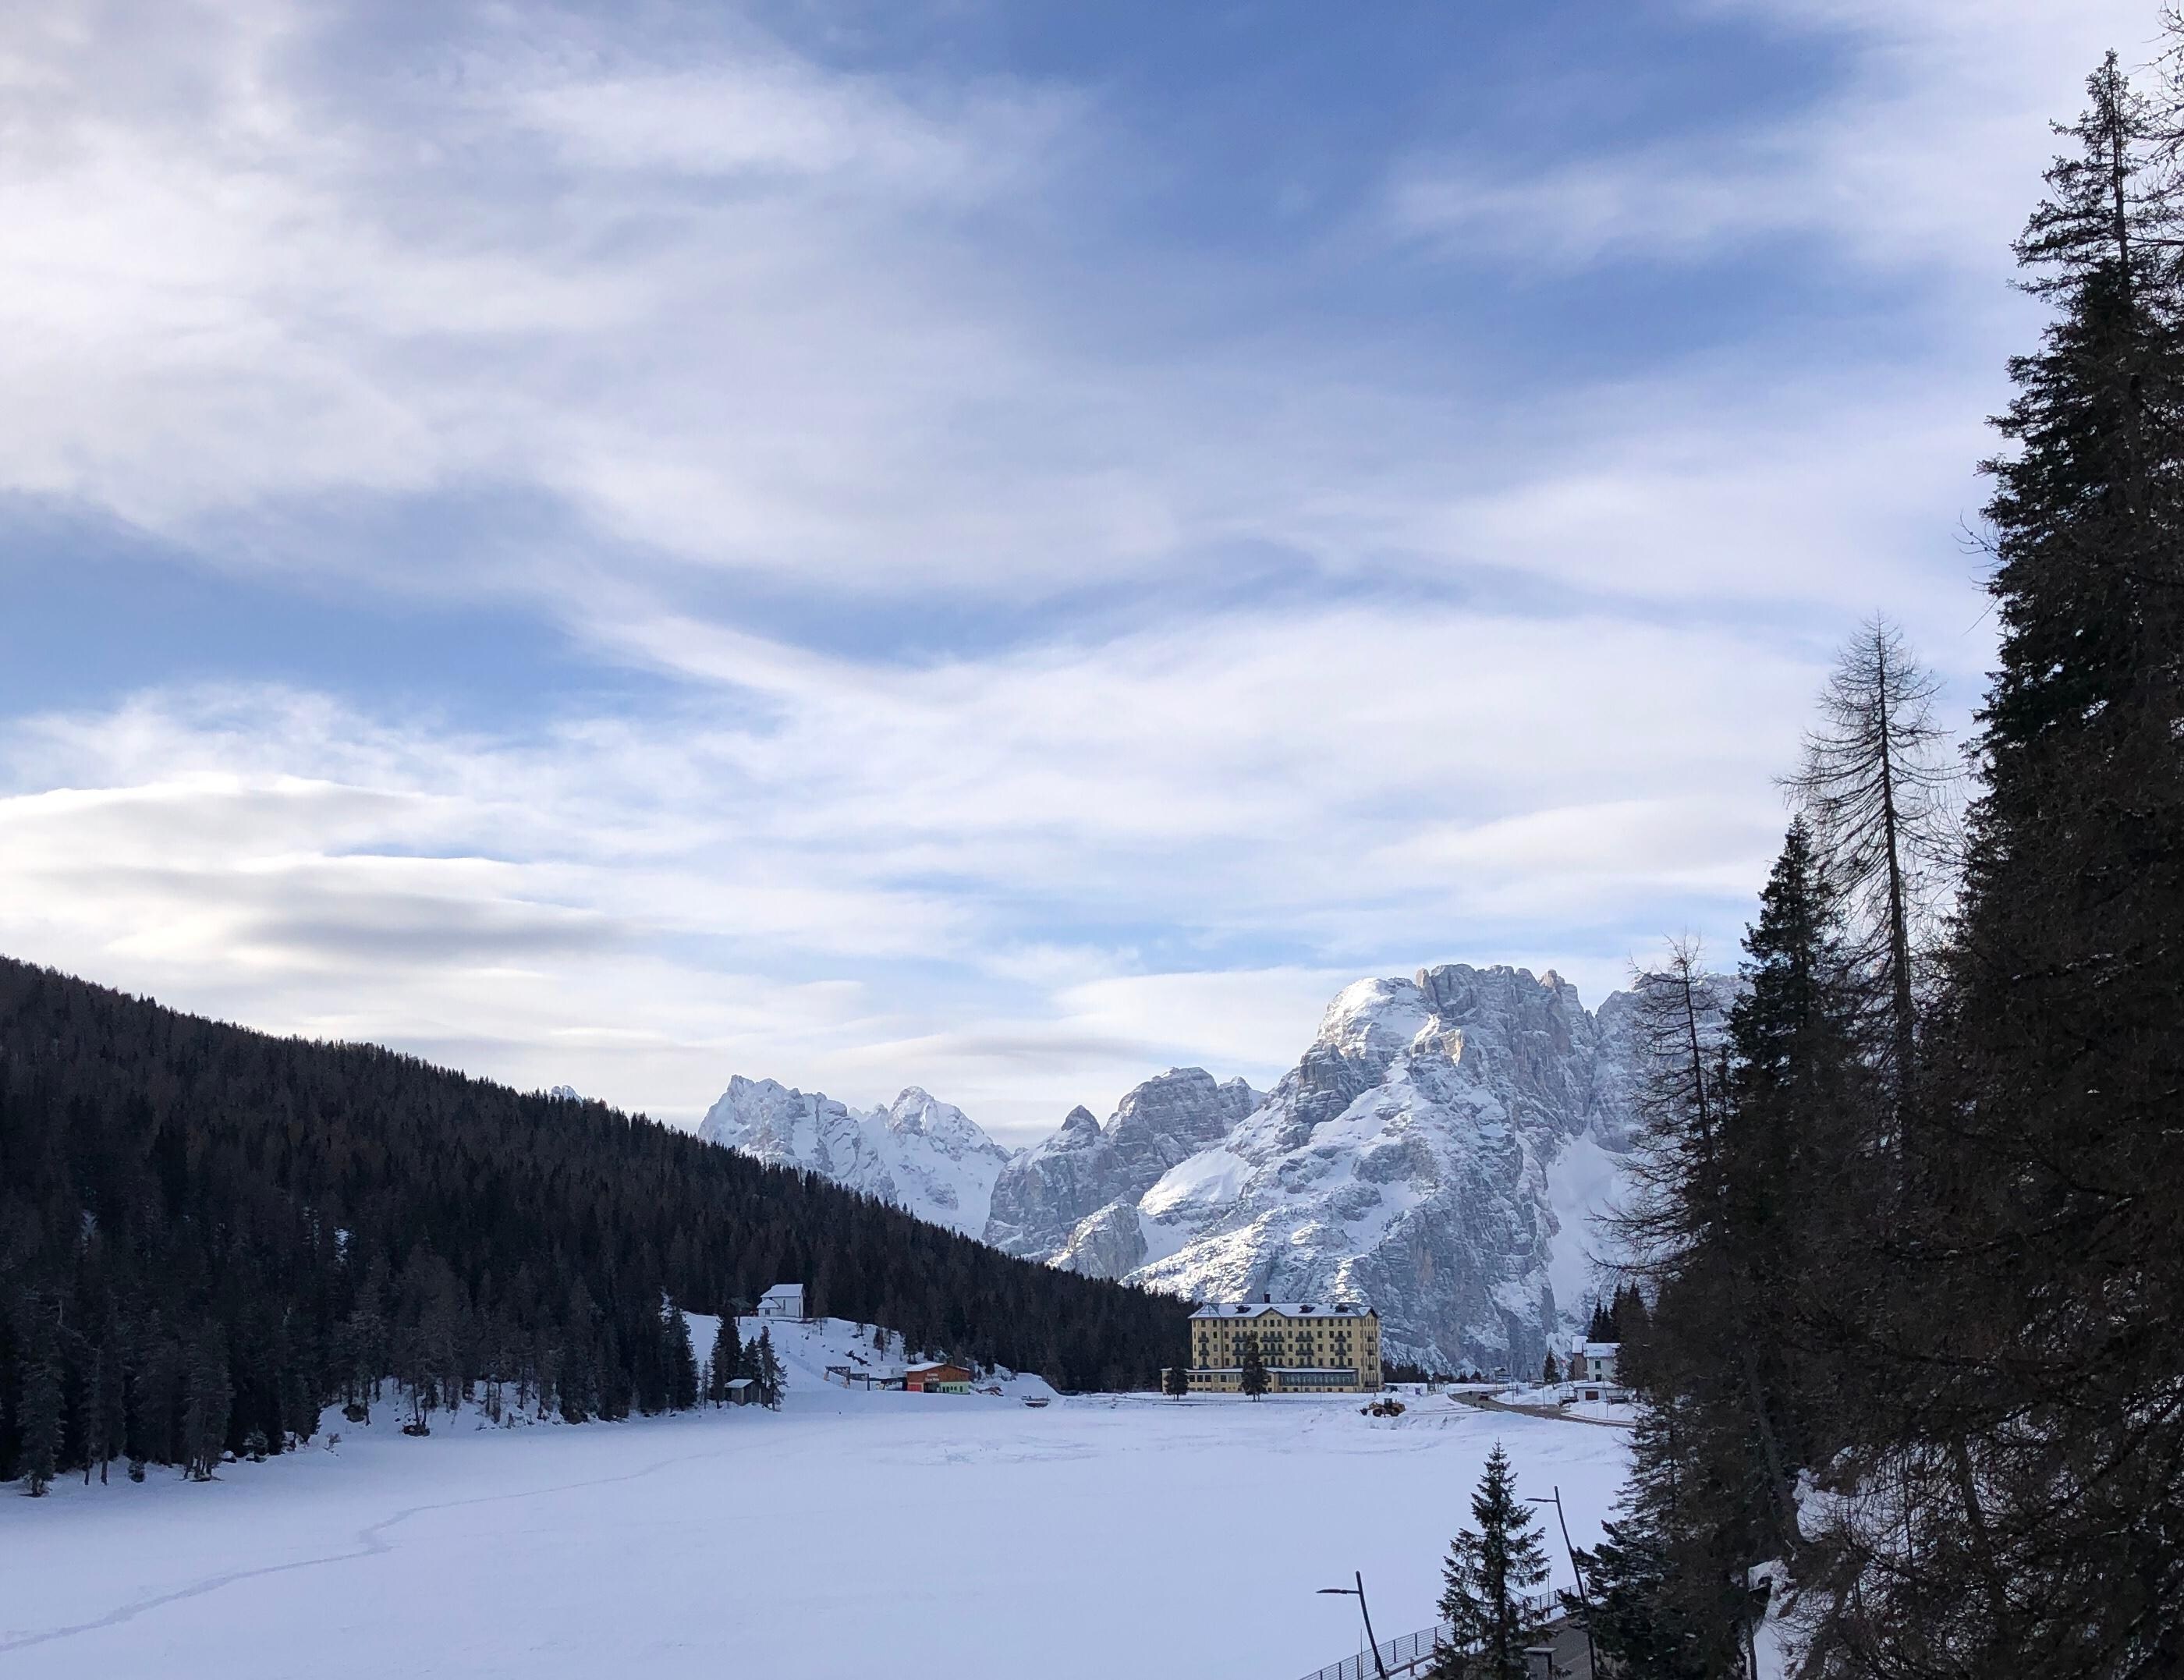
[1491,1381,1639,1427]
[0,1319,1629,1680]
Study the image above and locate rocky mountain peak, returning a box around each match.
[697,1075,1005,1239]
[1034,964,1707,1374]
[980,1065,1261,1265]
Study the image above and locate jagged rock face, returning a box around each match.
[1083,965,1713,1377]
[1051,1198,1150,1279]
[1583,987,1645,1152]
[1115,966,1606,1375]
[980,1068,1260,1263]
[696,1076,1010,1239]
[1108,1067,1260,1183]
[981,1105,1122,1260]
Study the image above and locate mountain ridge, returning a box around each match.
[697,961,1699,1373]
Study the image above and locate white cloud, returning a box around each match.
[1386,0,2155,275]
[497,54,1073,195]
[0,597,1825,1136]
[0,0,2095,645]
[1050,969,1359,1084]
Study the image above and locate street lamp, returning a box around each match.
[1317,1572,1392,1680]
[1529,1485,1598,1680]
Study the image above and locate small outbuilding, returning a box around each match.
[724,1377,757,1405]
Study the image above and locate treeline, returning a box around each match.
[1583,41,2184,1680]
[0,959,1189,1490]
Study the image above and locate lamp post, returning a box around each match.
[1529,1485,1597,1680]
[1317,1572,1391,1680]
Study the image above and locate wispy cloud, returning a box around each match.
[1,594,1812,1133]
[1384,0,2153,275]
[0,0,2132,1140]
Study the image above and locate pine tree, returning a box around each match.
[1612,939,1732,1297]
[1607,845,1864,1664]
[1432,1443,1551,1680]
[1714,818,1865,1560]
[129,1320,180,1467]
[754,1326,785,1410]
[1569,1513,1710,1680]
[340,1302,385,1423]
[1164,1356,1191,1399]
[182,1325,232,1480]
[14,1299,62,1497]
[1907,45,2179,1673]
[89,1334,126,1486]
[1238,1332,1268,1399]
[665,1306,699,1411]
[1540,1352,1560,1387]
[709,1320,742,1405]
[1782,619,1956,1139]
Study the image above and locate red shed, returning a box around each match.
[903,1363,974,1393]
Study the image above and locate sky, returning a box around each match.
[0,0,2164,1141]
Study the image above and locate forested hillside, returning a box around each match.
[0,959,1188,1487]
[1584,45,2184,1680]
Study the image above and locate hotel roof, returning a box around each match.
[1188,1301,1372,1320]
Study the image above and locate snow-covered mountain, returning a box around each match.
[696,1077,1011,1239]
[1119,966,1624,1374]
[990,965,1703,1376]
[699,963,1707,1375]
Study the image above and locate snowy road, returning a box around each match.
[1,1326,1629,1680]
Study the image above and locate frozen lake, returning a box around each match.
[0,1320,1629,1680]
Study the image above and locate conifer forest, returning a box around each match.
[1568,43,2184,1680]
[0,956,1190,1489]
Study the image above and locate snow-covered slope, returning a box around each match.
[680,1311,1059,1406]
[696,1077,1010,1239]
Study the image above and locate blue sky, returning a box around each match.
[0,0,2159,1139]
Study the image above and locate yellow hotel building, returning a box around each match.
[1182,1299,1382,1394]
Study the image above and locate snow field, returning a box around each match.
[0,1319,1629,1680]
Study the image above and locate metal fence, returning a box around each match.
[1296,1620,1452,1680]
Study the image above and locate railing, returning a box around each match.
[1296,1621,1452,1680]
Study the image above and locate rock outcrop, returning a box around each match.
[695,1076,1009,1239]
[982,1067,1259,1265]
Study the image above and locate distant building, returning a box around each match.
[1568,1340,1618,1384]
[904,1362,973,1394]
[1184,1299,1381,1394]
[757,1283,807,1320]
[723,1377,757,1405]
